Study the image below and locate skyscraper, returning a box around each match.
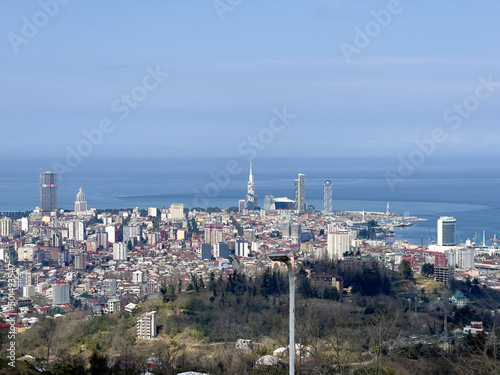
[246,163,258,210]
[74,252,87,270]
[113,242,127,261]
[74,187,88,213]
[324,180,332,213]
[437,217,456,246]
[40,171,58,212]
[0,217,13,237]
[294,173,305,213]
[327,225,350,261]
[238,199,246,213]
[263,195,276,212]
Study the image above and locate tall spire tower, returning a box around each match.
[246,163,258,210]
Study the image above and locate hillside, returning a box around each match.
[5,261,500,374]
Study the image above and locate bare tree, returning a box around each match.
[356,309,404,374]
[152,339,183,375]
[447,324,500,375]
[37,317,57,363]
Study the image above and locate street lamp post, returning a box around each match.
[269,253,295,375]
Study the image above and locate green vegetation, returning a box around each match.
[230,215,244,236]
[399,260,414,281]
[421,263,434,277]
[10,260,500,374]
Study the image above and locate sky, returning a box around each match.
[1,0,500,162]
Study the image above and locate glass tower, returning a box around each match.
[324,180,332,213]
[40,171,58,212]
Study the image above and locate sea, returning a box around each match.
[1,155,499,247]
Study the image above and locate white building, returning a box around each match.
[17,245,37,262]
[236,238,249,257]
[74,187,88,213]
[137,311,157,339]
[20,217,29,232]
[204,226,223,245]
[132,270,143,283]
[448,249,475,269]
[123,225,141,243]
[450,293,468,308]
[102,279,117,296]
[53,283,70,305]
[148,207,158,217]
[437,217,456,246]
[23,285,36,298]
[106,225,116,244]
[290,223,302,244]
[294,173,306,213]
[113,242,127,261]
[327,226,351,261]
[68,220,86,241]
[106,298,121,314]
[170,203,184,220]
[0,217,13,237]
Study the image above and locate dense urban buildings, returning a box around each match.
[1,168,499,373]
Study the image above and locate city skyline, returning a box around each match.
[1,1,500,163]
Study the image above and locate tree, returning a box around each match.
[151,340,183,375]
[400,260,414,281]
[160,282,177,303]
[421,263,435,277]
[37,317,57,363]
[89,351,110,375]
[230,216,244,236]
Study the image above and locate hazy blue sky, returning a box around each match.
[1,0,499,161]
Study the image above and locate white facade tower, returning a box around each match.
[246,163,258,210]
[294,173,306,213]
[74,187,88,213]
